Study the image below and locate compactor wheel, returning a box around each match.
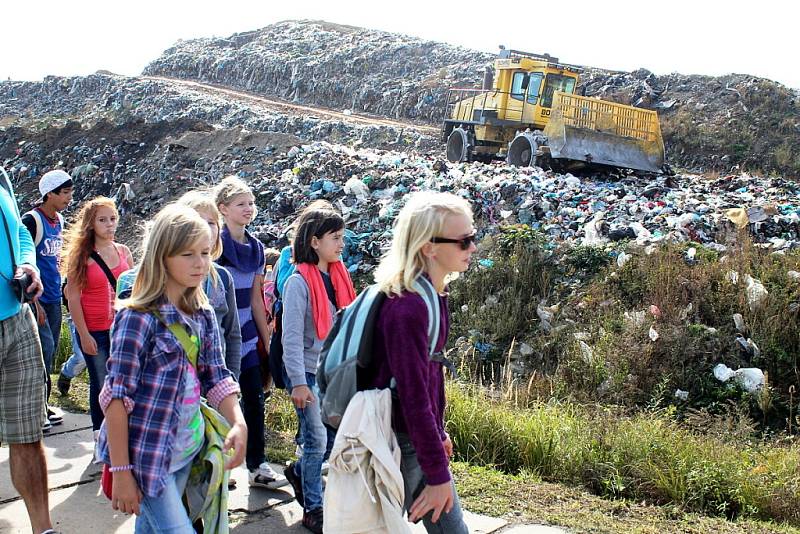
[446,127,474,163]
[507,132,541,168]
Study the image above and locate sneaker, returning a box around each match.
[248,462,283,489]
[284,461,304,507]
[56,373,72,396]
[47,407,64,426]
[42,419,52,433]
[302,508,323,534]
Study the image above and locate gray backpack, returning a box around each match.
[317,276,442,428]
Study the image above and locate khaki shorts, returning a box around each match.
[0,305,47,444]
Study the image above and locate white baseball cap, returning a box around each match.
[39,169,72,199]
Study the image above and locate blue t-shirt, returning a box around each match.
[22,209,63,304]
[0,178,37,320]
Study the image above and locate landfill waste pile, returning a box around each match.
[4,119,799,272]
[0,73,435,152]
[144,20,490,123]
[144,20,800,177]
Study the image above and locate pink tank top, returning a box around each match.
[80,245,129,332]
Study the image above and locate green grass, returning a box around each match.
[445,382,800,525]
[452,462,800,534]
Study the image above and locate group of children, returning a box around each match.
[29,169,476,533]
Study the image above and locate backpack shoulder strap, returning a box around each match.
[23,210,44,246]
[152,311,200,368]
[411,276,441,357]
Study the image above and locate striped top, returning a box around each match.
[226,261,265,372]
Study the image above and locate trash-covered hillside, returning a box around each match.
[144,20,800,177]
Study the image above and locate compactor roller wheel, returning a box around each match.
[446,127,473,163]
[507,132,540,167]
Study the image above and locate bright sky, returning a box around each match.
[3,0,799,89]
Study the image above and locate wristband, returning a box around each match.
[108,464,134,473]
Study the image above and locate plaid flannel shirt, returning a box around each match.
[97,301,240,497]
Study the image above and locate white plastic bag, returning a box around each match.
[744,275,768,310]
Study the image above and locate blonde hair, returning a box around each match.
[176,189,223,260]
[374,191,473,296]
[214,175,256,215]
[124,204,211,313]
[62,196,118,290]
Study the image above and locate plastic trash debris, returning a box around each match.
[733,313,745,333]
[649,325,659,341]
[736,368,765,392]
[617,251,632,267]
[537,302,559,333]
[714,363,736,382]
[744,275,768,310]
[649,304,661,318]
[788,271,800,281]
[685,247,697,265]
[713,363,765,392]
[674,389,689,401]
[725,208,749,229]
[519,343,534,356]
[624,310,647,328]
[578,341,594,363]
[343,176,369,200]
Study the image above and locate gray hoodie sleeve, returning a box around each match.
[281,273,309,388]
[218,265,242,380]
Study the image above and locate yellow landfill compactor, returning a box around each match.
[442,49,665,173]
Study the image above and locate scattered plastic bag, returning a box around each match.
[744,275,768,310]
[343,176,369,199]
[713,363,764,392]
[649,325,659,341]
[674,389,689,401]
[714,363,736,382]
[733,313,745,333]
[537,302,558,333]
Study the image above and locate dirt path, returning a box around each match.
[145,76,441,134]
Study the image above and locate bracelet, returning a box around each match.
[108,464,134,473]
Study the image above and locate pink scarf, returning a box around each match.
[296,261,356,339]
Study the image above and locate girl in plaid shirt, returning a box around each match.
[96,204,247,532]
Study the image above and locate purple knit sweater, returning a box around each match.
[367,290,451,485]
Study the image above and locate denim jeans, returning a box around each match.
[36,301,62,397]
[239,365,266,470]
[60,320,86,379]
[284,370,328,512]
[80,330,110,431]
[397,432,468,534]
[135,461,194,533]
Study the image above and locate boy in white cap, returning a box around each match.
[21,169,73,430]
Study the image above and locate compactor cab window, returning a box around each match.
[526,72,544,104]
[541,74,577,108]
[510,71,526,100]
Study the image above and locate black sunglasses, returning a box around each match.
[429,233,477,250]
